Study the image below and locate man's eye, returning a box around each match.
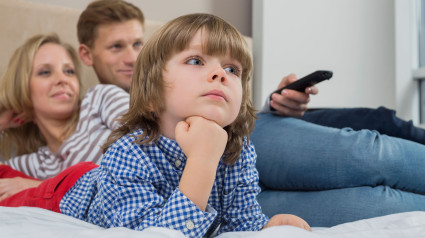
[111,44,122,49]
[224,66,241,76]
[186,58,203,66]
[133,41,143,48]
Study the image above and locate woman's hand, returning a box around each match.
[0,177,42,201]
[270,74,318,117]
[0,110,28,131]
[264,214,312,231]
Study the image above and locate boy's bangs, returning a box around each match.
[203,27,252,82]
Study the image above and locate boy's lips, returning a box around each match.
[203,89,227,101]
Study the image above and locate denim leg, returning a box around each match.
[301,107,425,145]
[251,113,425,194]
[257,186,425,227]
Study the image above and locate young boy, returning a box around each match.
[0,13,311,237]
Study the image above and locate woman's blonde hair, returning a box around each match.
[104,13,256,164]
[0,34,81,158]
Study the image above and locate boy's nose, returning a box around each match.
[210,68,226,83]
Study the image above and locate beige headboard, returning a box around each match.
[0,0,163,95]
[0,0,252,95]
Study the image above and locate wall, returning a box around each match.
[26,0,252,36]
[26,0,419,123]
[253,0,399,116]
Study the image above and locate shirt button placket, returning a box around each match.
[175,159,182,168]
[185,220,195,230]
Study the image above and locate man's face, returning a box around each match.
[88,19,144,91]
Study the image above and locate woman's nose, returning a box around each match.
[55,72,69,85]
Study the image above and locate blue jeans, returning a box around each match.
[302,107,425,145]
[251,111,425,227]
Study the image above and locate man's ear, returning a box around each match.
[78,44,94,66]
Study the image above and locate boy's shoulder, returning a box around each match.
[107,129,147,151]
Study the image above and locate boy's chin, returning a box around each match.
[196,114,233,128]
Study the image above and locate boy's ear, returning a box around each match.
[78,44,94,67]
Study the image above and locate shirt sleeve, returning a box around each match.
[86,142,217,238]
[3,152,41,178]
[217,140,269,234]
[87,84,129,130]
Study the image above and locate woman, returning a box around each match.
[0,34,129,200]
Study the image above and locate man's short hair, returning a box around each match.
[77,0,145,48]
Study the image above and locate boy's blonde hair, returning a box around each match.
[0,34,81,158]
[104,13,256,164]
[77,0,145,48]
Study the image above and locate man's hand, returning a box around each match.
[270,74,318,117]
[0,177,42,201]
[264,214,312,231]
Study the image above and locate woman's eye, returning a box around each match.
[224,66,241,76]
[37,70,50,76]
[186,58,203,66]
[65,69,75,75]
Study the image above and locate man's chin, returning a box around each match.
[117,79,131,92]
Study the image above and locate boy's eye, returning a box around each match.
[224,66,241,77]
[186,58,203,66]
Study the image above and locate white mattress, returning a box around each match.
[1,206,424,238]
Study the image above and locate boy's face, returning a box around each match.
[161,29,243,129]
[81,19,144,91]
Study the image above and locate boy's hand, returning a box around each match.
[175,116,228,166]
[176,116,228,211]
[264,214,312,232]
[270,74,318,117]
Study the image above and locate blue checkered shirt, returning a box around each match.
[60,129,269,237]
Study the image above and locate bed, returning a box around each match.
[2,1,425,237]
[2,206,425,238]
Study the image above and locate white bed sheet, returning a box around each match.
[1,206,425,238]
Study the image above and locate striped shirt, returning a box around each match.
[4,84,129,180]
[60,130,269,238]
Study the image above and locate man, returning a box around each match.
[77,0,145,92]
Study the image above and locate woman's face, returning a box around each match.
[30,43,79,123]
